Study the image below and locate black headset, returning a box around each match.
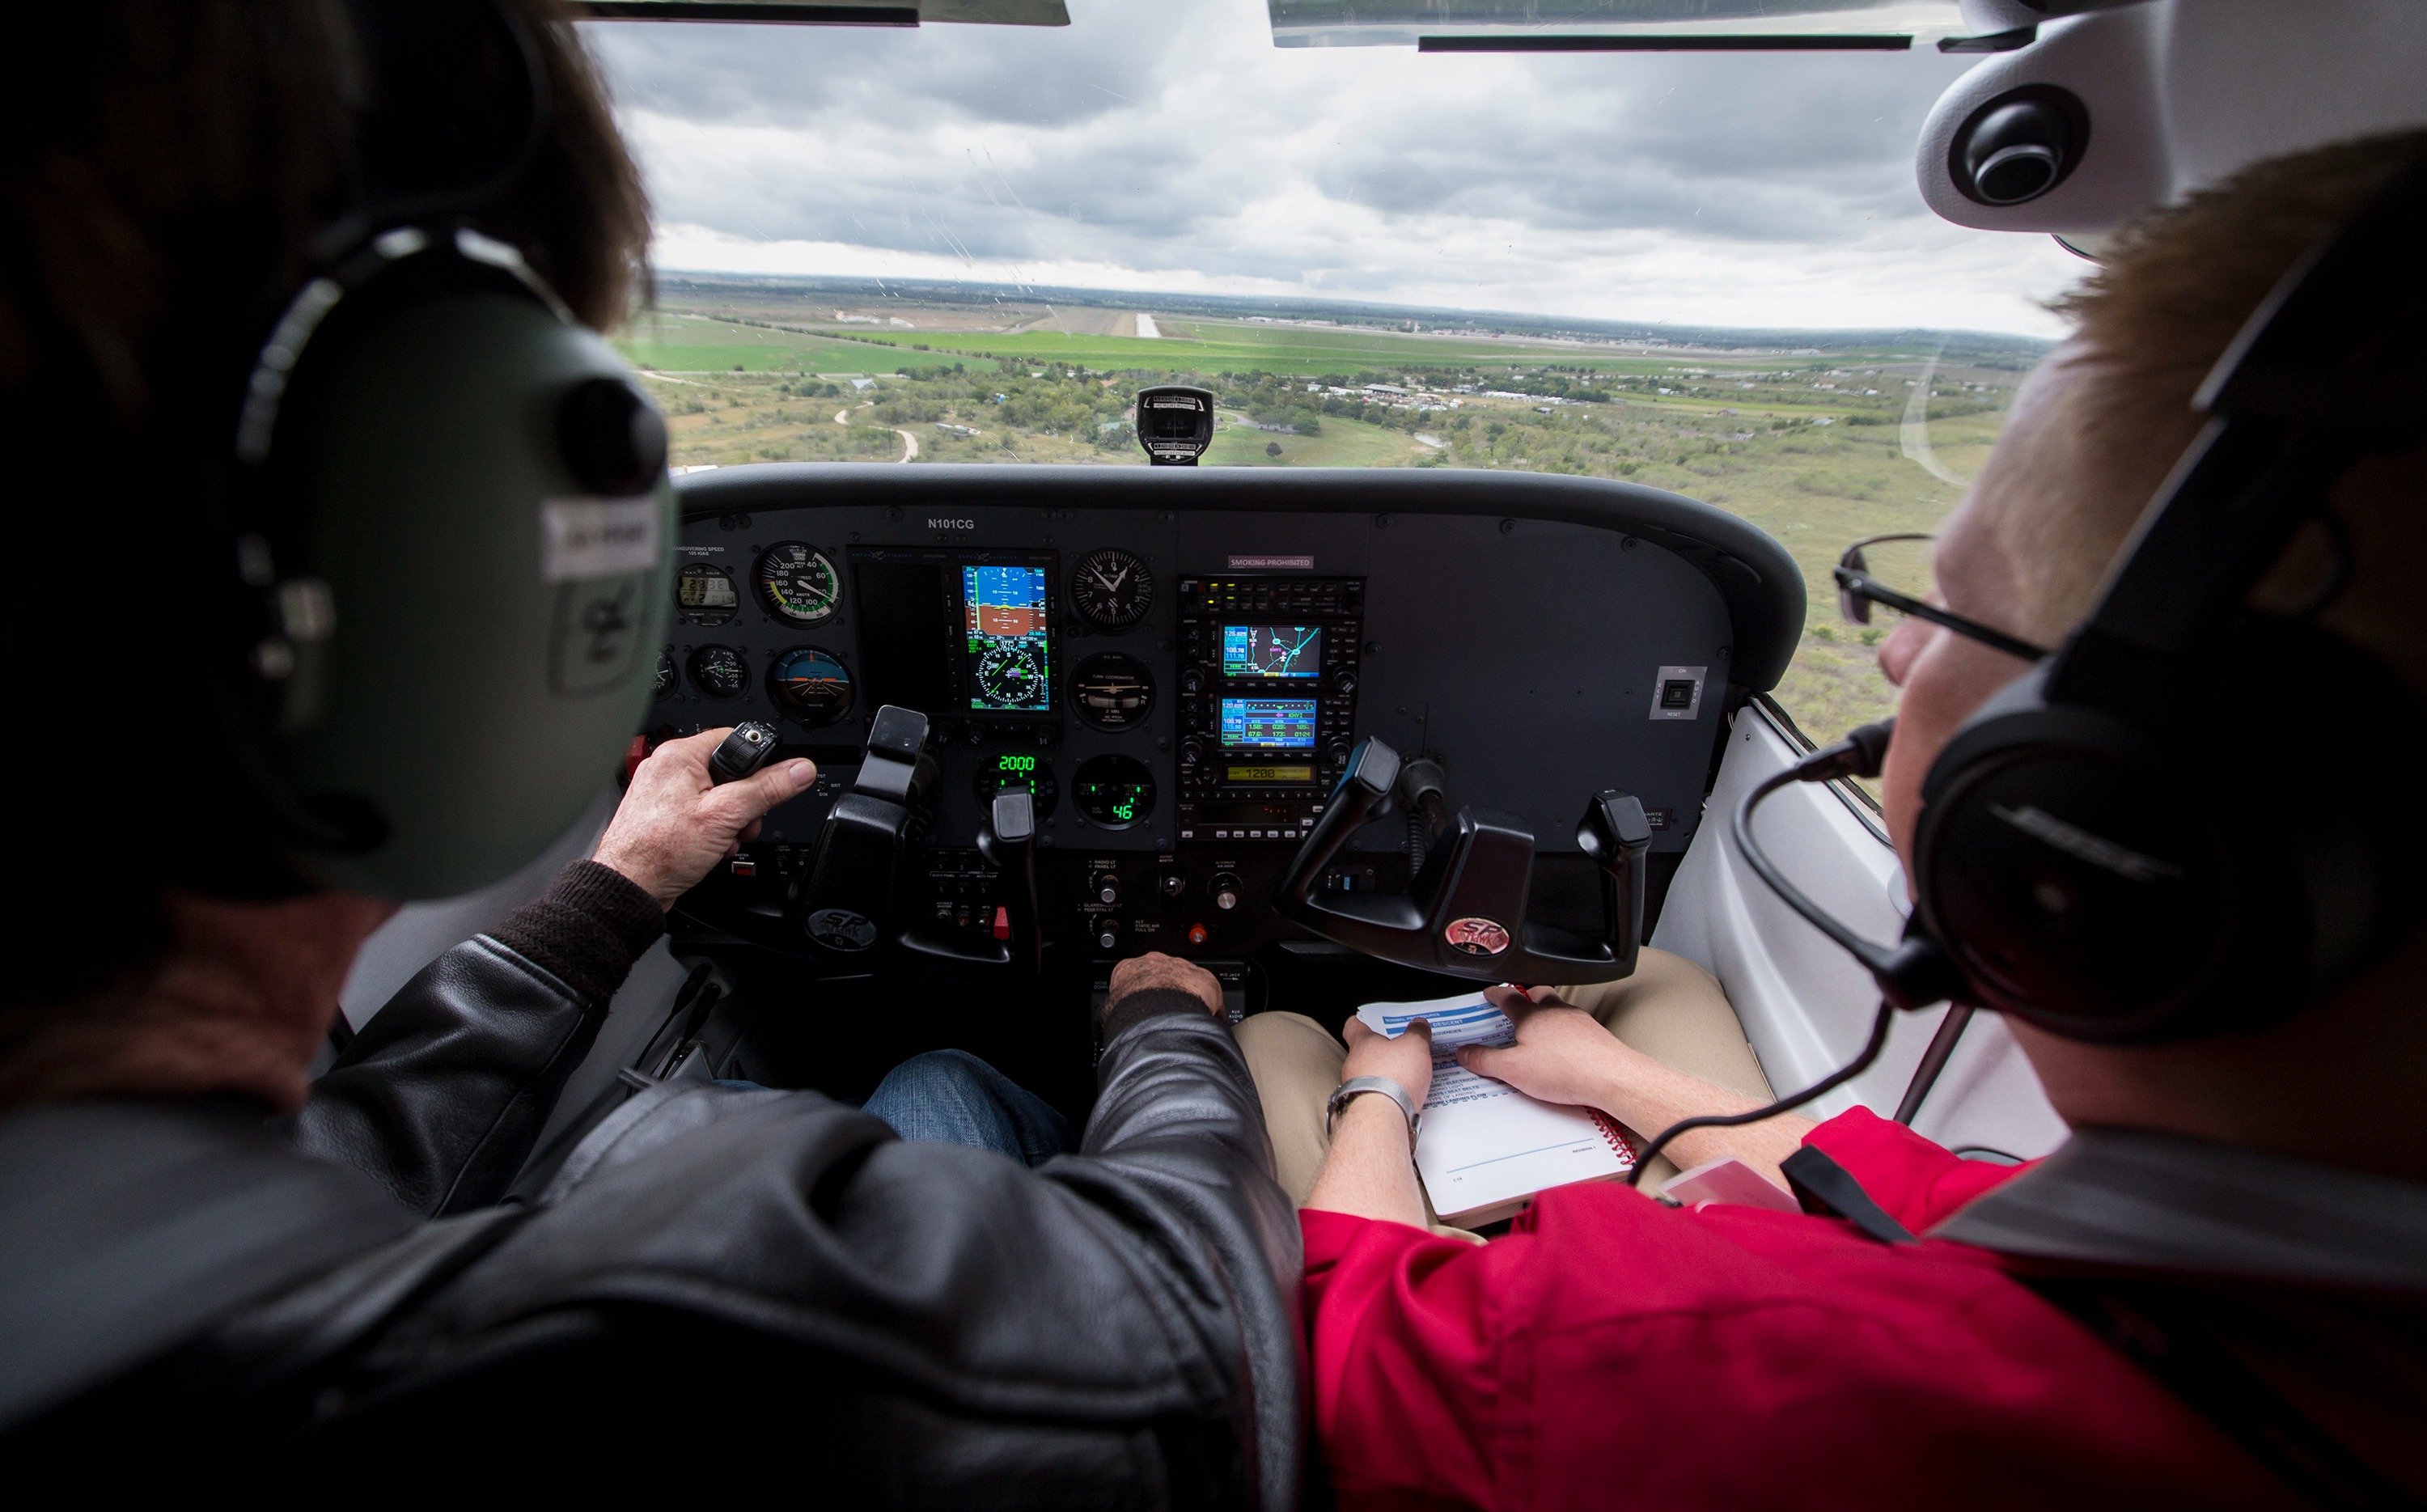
[1681,145,2427,1173]
[1905,149,2427,1044]
[197,0,672,902]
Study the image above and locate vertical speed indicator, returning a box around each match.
[755,542,841,625]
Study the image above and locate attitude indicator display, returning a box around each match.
[1222,624,1323,679]
[1219,697,1319,749]
[962,564,1051,712]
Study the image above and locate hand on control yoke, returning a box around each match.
[595,729,817,908]
[1341,1014,1434,1109]
[1106,952,1226,1020]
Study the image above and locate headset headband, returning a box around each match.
[2051,150,2427,714]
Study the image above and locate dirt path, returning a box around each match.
[896,429,919,462]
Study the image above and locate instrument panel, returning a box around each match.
[647,464,1800,964]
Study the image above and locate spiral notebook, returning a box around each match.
[1354,993,1639,1228]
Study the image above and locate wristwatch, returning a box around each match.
[1326,1075,1419,1147]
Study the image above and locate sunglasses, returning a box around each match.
[1834,534,2049,663]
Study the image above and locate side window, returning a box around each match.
[1764,351,2023,750]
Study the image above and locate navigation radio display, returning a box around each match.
[1219,697,1318,749]
[963,564,1051,712]
[1221,625,1322,679]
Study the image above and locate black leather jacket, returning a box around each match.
[0,866,1302,1505]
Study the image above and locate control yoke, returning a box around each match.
[792,705,934,958]
[794,705,1043,973]
[1275,737,1654,985]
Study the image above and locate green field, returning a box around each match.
[1203,413,1435,468]
[620,311,970,373]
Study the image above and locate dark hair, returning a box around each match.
[0,0,650,1019]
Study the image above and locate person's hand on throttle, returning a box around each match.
[1107,952,1226,1019]
[593,730,817,908]
[1341,1014,1436,1109]
[1456,985,1643,1109]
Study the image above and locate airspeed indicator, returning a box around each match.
[756,542,841,625]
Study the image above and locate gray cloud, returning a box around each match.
[584,0,2078,331]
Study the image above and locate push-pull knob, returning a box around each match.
[1091,870,1121,905]
[1212,871,1242,912]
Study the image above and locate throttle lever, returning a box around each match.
[977,790,1041,973]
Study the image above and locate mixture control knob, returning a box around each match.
[1096,919,1121,951]
[1091,870,1121,905]
[1212,871,1242,912]
[1180,666,1206,694]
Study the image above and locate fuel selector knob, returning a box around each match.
[1091,870,1121,905]
[1212,871,1243,912]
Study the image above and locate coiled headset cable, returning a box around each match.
[1626,718,1955,1187]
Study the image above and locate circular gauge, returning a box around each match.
[654,651,679,697]
[1071,651,1155,731]
[974,750,1060,819]
[1069,548,1155,631]
[768,647,854,726]
[755,541,841,625]
[976,637,1049,710]
[688,644,749,700]
[1073,753,1155,830]
[674,562,740,625]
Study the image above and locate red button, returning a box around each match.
[1188,923,1209,946]
[622,735,650,786]
[993,905,1011,941]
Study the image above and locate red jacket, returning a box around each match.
[1302,1108,2298,1510]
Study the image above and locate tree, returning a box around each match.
[1265,441,1283,458]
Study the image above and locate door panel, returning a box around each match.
[1655,706,2066,1163]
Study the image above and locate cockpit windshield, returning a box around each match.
[587,1,2072,740]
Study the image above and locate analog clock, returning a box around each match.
[1069,548,1154,630]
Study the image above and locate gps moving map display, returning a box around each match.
[1220,697,1318,749]
[963,565,1050,712]
[1222,625,1322,679]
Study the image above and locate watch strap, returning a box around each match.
[1327,1074,1419,1145]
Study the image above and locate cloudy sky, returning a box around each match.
[582,2,2087,337]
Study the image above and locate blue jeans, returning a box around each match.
[861,1049,1072,1167]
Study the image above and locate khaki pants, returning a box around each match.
[1235,947,1774,1209]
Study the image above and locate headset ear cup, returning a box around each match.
[266,291,671,899]
[1915,688,2252,1041]
[1915,630,2425,1042]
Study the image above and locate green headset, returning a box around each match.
[201,0,672,901]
